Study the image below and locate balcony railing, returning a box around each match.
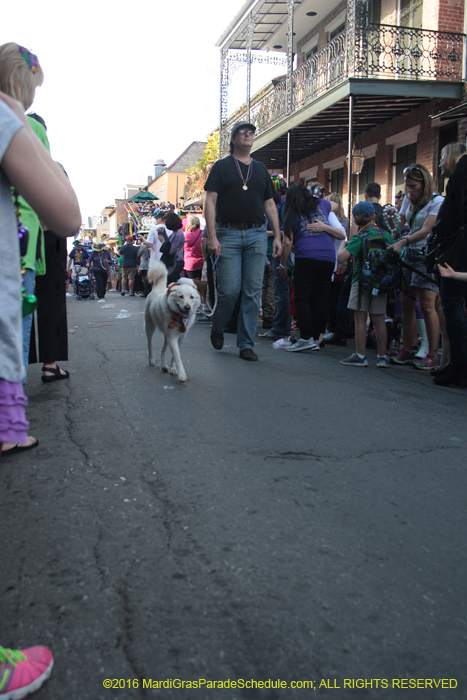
[366,24,464,80]
[220,24,464,155]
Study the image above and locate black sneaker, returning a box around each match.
[210,331,224,350]
[239,348,258,361]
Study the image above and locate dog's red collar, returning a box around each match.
[168,311,187,333]
[166,284,187,332]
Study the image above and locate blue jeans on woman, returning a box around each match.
[22,266,36,384]
[213,225,267,350]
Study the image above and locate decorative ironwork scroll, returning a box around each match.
[286,0,294,114]
[366,24,464,80]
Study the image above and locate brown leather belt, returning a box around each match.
[217,222,264,230]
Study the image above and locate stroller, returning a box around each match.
[74,265,94,300]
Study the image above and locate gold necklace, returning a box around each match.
[233,155,253,191]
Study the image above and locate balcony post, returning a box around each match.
[219,47,229,155]
[346,0,367,78]
[286,0,294,114]
[246,15,253,122]
[347,95,354,225]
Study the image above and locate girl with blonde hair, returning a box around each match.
[389,164,444,369]
[0,42,50,382]
[0,43,44,110]
[183,215,203,280]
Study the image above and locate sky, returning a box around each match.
[1,0,285,225]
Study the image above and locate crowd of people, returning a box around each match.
[200,120,467,387]
[1,41,467,700]
[67,123,467,390]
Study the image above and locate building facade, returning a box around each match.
[147,142,207,206]
[217,0,465,212]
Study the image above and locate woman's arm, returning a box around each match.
[278,229,293,278]
[306,220,344,237]
[337,239,351,264]
[327,211,346,239]
[0,92,81,237]
[389,214,437,255]
[438,263,467,281]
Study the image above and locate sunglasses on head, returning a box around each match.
[403,166,424,179]
[236,128,255,135]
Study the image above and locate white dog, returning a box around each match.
[145,261,201,382]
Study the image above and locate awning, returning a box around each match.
[430,101,467,121]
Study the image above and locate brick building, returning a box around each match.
[147,142,207,206]
[217,0,466,213]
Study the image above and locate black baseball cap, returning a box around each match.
[231,121,256,137]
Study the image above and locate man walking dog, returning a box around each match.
[204,122,281,361]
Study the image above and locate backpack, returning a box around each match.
[358,227,400,296]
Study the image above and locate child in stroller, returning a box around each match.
[74,265,94,300]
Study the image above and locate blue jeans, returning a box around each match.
[22,266,36,384]
[270,255,291,337]
[213,226,267,349]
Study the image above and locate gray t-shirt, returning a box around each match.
[401,193,443,252]
[138,244,149,271]
[0,102,24,382]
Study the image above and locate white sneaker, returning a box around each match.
[273,337,292,349]
[285,337,317,352]
[323,332,334,341]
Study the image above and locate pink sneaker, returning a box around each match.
[0,645,54,700]
[413,353,438,371]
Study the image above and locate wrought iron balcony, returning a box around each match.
[365,24,464,80]
[220,24,464,155]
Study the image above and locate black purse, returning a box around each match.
[160,240,175,268]
[426,224,467,273]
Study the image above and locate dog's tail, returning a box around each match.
[147,260,168,289]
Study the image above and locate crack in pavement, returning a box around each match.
[89,340,111,365]
[261,444,465,462]
[65,390,92,466]
[115,567,146,697]
[139,469,175,553]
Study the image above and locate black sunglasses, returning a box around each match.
[403,166,424,179]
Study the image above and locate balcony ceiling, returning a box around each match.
[251,94,436,170]
[221,0,341,53]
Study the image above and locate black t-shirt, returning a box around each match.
[204,155,275,224]
[119,244,138,268]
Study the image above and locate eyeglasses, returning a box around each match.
[403,166,424,179]
[236,128,255,136]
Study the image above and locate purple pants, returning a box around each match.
[395,292,423,319]
[0,379,29,444]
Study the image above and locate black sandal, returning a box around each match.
[1,438,39,457]
[41,365,70,383]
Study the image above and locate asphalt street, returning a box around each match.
[2,292,466,700]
